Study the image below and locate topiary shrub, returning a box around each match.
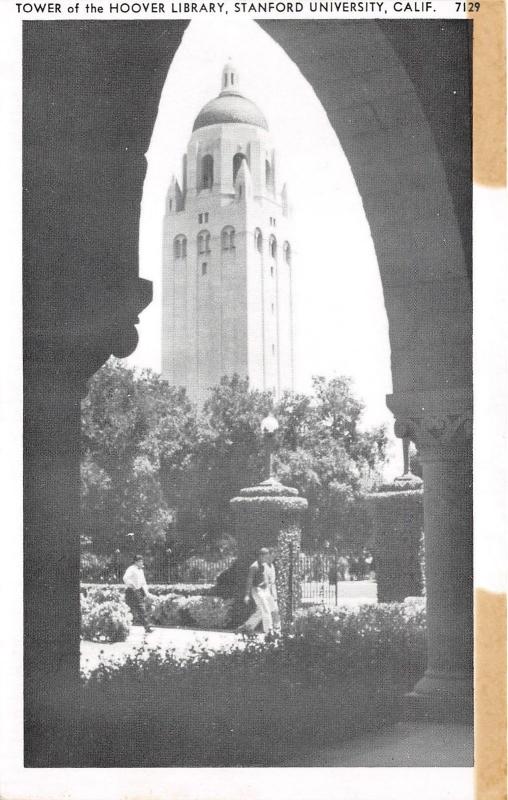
[214,560,240,599]
[80,595,132,643]
[367,483,424,602]
[183,596,234,629]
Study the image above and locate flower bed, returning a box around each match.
[81,585,234,631]
[150,594,234,629]
[81,583,214,597]
[73,601,427,766]
[80,591,132,643]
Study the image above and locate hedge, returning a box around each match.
[80,585,234,633]
[71,600,426,766]
[367,484,425,602]
[80,588,132,642]
[81,583,214,597]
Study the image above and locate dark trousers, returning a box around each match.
[125,587,150,629]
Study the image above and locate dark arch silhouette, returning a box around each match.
[23,20,472,765]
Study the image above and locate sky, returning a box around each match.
[128,18,399,472]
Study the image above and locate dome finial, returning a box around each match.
[221,60,240,95]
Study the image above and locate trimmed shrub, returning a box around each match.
[183,596,234,629]
[150,594,234,629]
[80,596,132,643]
[292,600,426,683]
[150,594,183,626]
[367,484,424,602]
[83,586,124,604]
[75,600,426,766]
[150,583,214,597]
[81,583,214,597]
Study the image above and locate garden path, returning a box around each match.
[80,626,242,676]
[281,721,474,767]
[81,582,378,675]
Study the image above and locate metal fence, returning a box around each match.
[299,553,376,605]
[99,551,374,599]
[147,554,236,585]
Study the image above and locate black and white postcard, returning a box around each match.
[0,5,506,799]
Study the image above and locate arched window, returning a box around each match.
[254,228,263,253]
[221,226,235,251]
[265,159,274,191]
[269,234,277,259]
[233,152,247,183]
[201,154,214,190]
[173,235,187,259]
[283,241,291,264]
[197,230,211,255]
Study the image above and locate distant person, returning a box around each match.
[123,555,155,633]
[349,554,360,581]
[363,549,374,580]
[337,555,349,581]
[237,547,274,637]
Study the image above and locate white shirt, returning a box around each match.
[123,564,148,592]
[266,563,277,598]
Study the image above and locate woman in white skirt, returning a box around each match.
[237,547,275,636]
[266,547,281,633]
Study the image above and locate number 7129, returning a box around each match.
[456,2,480,10]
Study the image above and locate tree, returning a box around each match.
[274,377,387,550]
[81,365,388,560]
[81,359,198,556]
[179,375,273,548]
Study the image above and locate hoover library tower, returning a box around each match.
[162,62,295,404]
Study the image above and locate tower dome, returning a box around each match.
[192,62,269,132]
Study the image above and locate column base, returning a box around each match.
[403,670,473,724]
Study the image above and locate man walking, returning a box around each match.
[123,554,154,633]
[237,547,274,637]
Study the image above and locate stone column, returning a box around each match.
[388,392,473,716]
[229,478,308,629]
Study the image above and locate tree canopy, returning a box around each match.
[81,361,388,558]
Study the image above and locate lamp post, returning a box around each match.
[229,412,308,629]
[114,548,121,582]
[260,413,279,481]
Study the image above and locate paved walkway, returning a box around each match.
[81,625,241,675]
[282,721,474,767]
[81,584,380,675]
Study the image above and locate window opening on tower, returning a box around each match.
[198,230,211,255]
[265,159,274,192]
[221,226,236,251]
[233,152,248,183]
[174,235,187,259]
[201,154,214,190]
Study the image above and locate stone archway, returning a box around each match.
[23,20,472,764]
[259,20,472,712]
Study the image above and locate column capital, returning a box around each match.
[386,389,472,459]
